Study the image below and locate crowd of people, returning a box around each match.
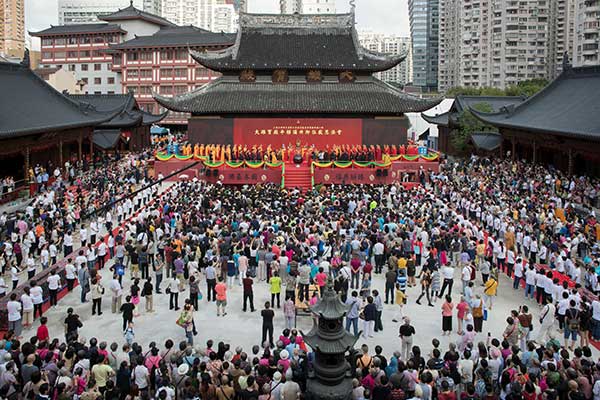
[1,148,600,400]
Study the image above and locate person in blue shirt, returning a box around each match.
[344,291,361,336]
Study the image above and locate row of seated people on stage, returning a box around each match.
[171,143,425,163]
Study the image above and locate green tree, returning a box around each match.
[452,102,498,153]
[445,79,548,98]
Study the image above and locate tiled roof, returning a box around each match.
[153,76,442,115]
[30,23,126,36]
[421,95,526,128]
[0,62,116,138]
[470,132,501,151]
[109,26,235,49]
[99,4,175,27]
[93,129,122,149]
[68,93,167,128]
[192,12,405,72]
[471,66,600,141]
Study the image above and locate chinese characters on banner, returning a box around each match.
[233,118,363,147]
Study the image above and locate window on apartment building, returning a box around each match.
[68,37,77,45]
[42,52,52,59]
[160,86,173,95]
[80,50,90,58]
[94,77,102,85]
[68,65,76,72]
[81,78,88,84]
[108,91,115,94]
[55,38,66,45]
[129,52,139,61]
[140,69,152,78]
[94,91,101,94]
[80,36,91,44]
[42,38,53,46]
[174,68,187,78]
[67,51,77,58]
[114,55,122,65]
[140,52,153,61]
[94,36,104,44]
[81,64,88,71]
[160,69,173,78]
[139,86,152,95]
[92,50,103,57]
[108,77,115,84]
[54,52,66,58]
[94,64,102,71]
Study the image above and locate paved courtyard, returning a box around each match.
[29,260,571,355]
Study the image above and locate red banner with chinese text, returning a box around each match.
[233,118,362,148]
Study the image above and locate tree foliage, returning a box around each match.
[445,79,548,98]
[451,102,497,153]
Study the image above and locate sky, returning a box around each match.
[26,0,410,37]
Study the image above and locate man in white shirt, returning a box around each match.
[109,274,123,313]
[461,264,472,295]
[524,266,537,299]
[132,362,150,393]
[89,220,99,245]
[439,264,455,298]
[63,231,74,256]
[80,225,88,248]
[65,258,77,291]
[7,293,22,337]
[21,288,34,329]
[47,270,61,307]
[536,296,556,343]
[30,281,44,319]
[97,239,108,270]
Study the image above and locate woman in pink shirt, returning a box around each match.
[456,296,469,335]
[441,295,454,336]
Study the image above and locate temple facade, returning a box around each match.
[471,64,600,177]
[154,11,441,148]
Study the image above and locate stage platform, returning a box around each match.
[154,157,440,191]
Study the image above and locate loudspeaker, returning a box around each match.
[383,169,388,177]
[376,169,382,177]
[213,169,219,177]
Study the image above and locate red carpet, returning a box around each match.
[284,162,312,191]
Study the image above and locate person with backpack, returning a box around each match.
[564,299,580,351]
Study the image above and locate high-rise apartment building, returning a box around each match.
[359,31,412,85]
[549,0,576,77]
[280,0,336,14]
[161,0,239,32]
[573,0,600,66]
[437,0,460,91]
[438,0,560,91]
[59,0,161,25]
[0,0,25,58]
[408,0,439,91]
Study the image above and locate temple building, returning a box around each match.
[67,92,167,151]
[421,95,526,155]
[154,10,441,148]
[471,64,600,177]
[0,60,119,180]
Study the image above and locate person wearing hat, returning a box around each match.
[277,350,290,373]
